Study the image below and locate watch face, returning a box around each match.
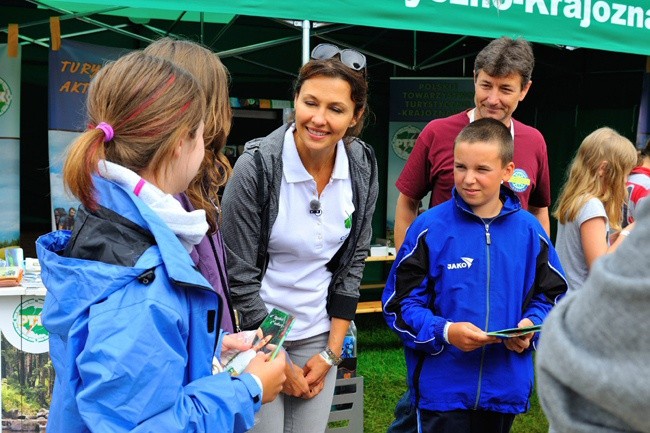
[323,347,342,365]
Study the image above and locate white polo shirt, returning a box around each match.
[260,126,354,340]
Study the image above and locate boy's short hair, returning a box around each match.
[455,118,514,166]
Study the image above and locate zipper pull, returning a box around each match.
[233,309,242,333]
[485,224,491,245]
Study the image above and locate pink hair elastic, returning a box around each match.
[95,122,114,142]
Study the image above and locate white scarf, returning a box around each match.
[98,160,208,252]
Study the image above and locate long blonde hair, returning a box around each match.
[553,127,638,231]
[63,51,205,211]
[144,37,232,233]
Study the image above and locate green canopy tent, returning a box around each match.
[1,0,648,257]
[2,0,641,100]
[32,0,650,57]
[4,0,647,79]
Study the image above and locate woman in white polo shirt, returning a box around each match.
[221,44,378,433]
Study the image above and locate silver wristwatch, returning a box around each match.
[319,346,342,366]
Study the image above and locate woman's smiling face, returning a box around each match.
[293,75,359,154]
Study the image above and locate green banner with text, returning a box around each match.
[46,0,650,55]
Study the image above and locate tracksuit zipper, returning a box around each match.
[474,220,492,409]
[454,196,518,411]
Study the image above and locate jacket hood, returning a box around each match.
[38,175,211,337]
[37,230,148,336]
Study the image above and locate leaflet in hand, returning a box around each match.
[486,324,542,338]
[223,308,295,375]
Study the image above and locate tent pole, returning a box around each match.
[318,34,414,71]
[418,36,468,69]
[208,15,239,48]
[200,12,204,44]
[1,31,48,48]
[0,6,126,33]
[412,31,417,70]
[417,51,479,71]
[163,12,187,36]
[216,35,303,58]
[14,24,130,47]
[233,55,297,78]
[302,20,310,65]
[27,0,153,44]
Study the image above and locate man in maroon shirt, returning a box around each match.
[388,36,551,433]
[394,36,550,250]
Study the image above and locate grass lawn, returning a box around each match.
[354,314,549,433]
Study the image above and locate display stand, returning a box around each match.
[326,376,364,433]
[356,255,395,314]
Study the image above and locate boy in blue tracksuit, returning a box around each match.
[383,118,567,433]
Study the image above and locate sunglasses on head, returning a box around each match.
[311,43,367,71]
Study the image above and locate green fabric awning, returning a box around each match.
[40,0,650,56]
[39,1,234,23]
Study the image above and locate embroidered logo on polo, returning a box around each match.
[508,168,531,193]
[339,210,354,242]
[344,211,352,229]
[447,257,474,270]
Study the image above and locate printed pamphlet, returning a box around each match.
[223,308,295,375]
[486,324,542,338]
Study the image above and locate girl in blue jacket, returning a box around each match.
[383,118,567,433]
[37,51,286,433]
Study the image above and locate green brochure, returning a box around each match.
[486,324,542,338]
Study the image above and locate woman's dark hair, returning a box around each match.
[292,58,369,141]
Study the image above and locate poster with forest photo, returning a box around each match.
[1,295,51,431]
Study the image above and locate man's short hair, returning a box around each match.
[474,36,534,89]
[455,118,514,166]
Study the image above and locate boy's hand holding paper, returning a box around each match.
[489,318,539,353]
[448,322,501,352]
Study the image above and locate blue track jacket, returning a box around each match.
[383,187,567,414]
[37,175,262,433]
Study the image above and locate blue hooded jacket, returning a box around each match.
[37,175,262,433]
[383,186,567,414]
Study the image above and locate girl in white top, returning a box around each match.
[553,127,637,292]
